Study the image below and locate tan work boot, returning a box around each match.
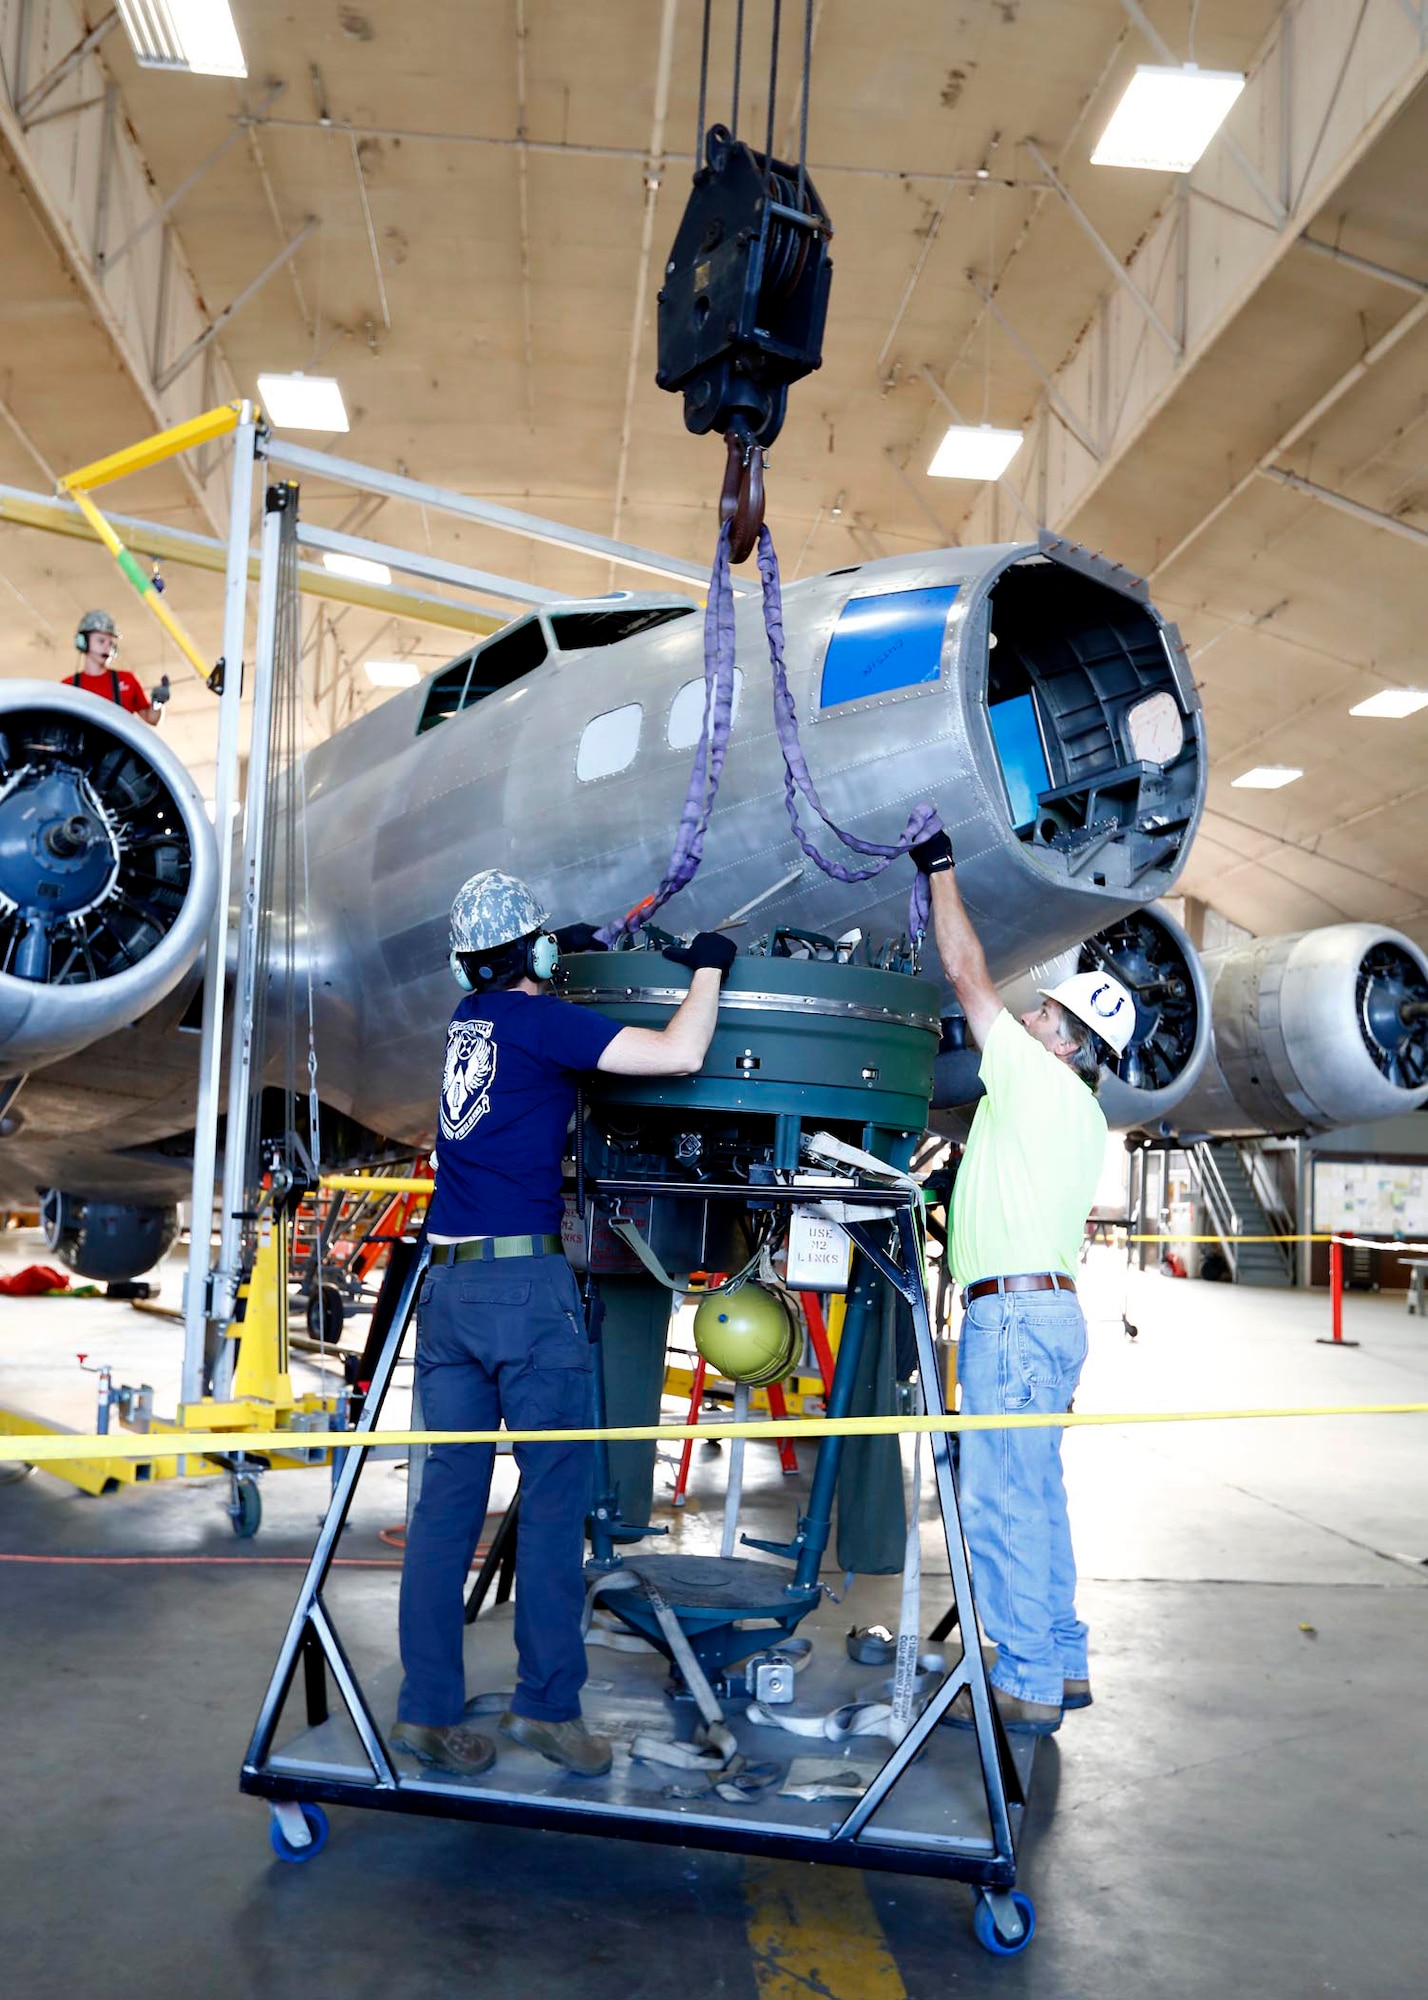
[960,1640,1090,1715]
[500,1710,612,1777]
[947,1683,1062,1736]
[391,1720,496,1775]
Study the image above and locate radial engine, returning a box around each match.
[0,683,216,1075]
[1165,924,1428,1137]
[932,901,1211,1132]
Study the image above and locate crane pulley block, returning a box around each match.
[656,124,832,452]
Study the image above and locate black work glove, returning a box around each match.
[663,931,737,976]
[909,827,954,874]
[554,922,608,954]
[150,674,171,706]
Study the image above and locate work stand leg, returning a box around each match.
[242,1238,428,1784]
[832,1210,1024,1854]
[301,1626,329,1726]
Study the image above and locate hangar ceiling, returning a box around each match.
[0,0,1425,947]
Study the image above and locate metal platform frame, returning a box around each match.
[239,1177,1029,1924]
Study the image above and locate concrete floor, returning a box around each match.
[1,1238,1426,1998]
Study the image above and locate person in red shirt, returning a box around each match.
[66,610,168,726]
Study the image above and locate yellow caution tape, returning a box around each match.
[320,1175,434,1195]
[8,1403,1427,1465]
[312,1192,1421,1253]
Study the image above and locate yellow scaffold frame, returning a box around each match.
[57,402,245,684]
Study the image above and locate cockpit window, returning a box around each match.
[549,607,696,650]
[416,618,549,733]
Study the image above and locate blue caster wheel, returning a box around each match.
[974,1890,1035,1956]
[269,1803,328,1864]
[230,1475,261,1539]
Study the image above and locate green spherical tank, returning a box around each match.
[558,949,941,1133]
[693,1283,800,1386]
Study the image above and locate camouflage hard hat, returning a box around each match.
[449,870,551,956]
[76,609,119,641]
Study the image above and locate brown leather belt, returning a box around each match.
[963,1272,1077,1305]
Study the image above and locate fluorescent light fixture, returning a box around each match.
[256,372,349,433]
[117,0,247,77]
[323,550,392,587]
[1231,765,1303,790]
[1092,65,1245,173]
[928,424,1024,481]
[364,659,421,688]
[1349,688,1428,719]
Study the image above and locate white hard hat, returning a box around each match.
[1038,970,1136,1059]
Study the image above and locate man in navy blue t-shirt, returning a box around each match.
[393,869,735,1779]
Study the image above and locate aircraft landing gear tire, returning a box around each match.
[974,1889,1035,1956]
[229,1472,262,1539]
[269,1802,328,1863]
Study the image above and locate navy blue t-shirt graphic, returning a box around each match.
[425,990,621,1239]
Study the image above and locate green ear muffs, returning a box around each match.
[528,932,560,981]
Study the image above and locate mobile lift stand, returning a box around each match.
[239,1181,1038,1956]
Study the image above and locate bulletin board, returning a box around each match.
[1311,1158,1428,1238]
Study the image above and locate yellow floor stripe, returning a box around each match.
[744,1859,907,2000]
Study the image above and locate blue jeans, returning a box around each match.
[397,1255,594,1727]
[955,1286,1089,1708]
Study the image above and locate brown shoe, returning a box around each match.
[499,1710,612,1777]
[946,1682,1063,1737]
[391,1720,497,1775]
[957,1641,1089,1716]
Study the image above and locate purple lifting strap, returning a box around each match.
[603,521,942,944]
[756,526,941,942]
[597,526,741,944]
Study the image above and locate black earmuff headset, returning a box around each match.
[450,932,560,992]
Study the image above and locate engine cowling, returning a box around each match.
[1167,925,1428,1136]
[41,1189,179,1280]
[0,683,216,1073]
[932,903,1210,1130]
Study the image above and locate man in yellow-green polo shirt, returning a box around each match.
[911,826,1134,1736]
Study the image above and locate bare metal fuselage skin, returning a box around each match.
[1,538,1202,1201]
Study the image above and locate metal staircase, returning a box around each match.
[1186,1142,1294,1287]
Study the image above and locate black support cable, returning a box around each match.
[731,0,745,139]
[764,0,782,185]
[796,0,812,206]
[696,0,712,159]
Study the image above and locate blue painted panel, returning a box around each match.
[989,692,1050,831]
[818,584,959,708]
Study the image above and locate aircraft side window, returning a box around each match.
[416,620,549,733]
[576,703,643,781]
[416,657,475,734]
[550,606,696,649]
[667,667,743,749]
[472,618,548,689]
[818,584,959,708]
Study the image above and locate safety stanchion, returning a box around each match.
[1318,1235,1360,1348]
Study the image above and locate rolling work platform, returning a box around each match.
[239,1168,1039,1956]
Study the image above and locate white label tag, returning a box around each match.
[785,1206,852,1291]
[560,1197,588,1272]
